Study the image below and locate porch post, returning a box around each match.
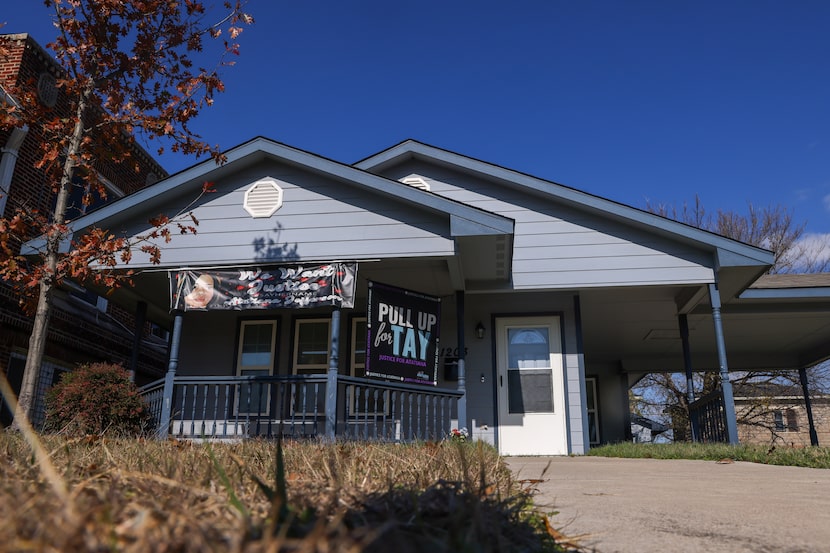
[324,308,341,441]
[798,367,820,446]
[456,291,467,433]
[707,283,739,444]
[157,310,183,440]
[620,369,633,442]
[128,301,147,383]
[678,314,698,442]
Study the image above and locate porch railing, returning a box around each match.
[689,389,727,443]
[140,373,462,442]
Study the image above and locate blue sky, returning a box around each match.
[5,1,830,241]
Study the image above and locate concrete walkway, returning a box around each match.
[506,456,830,553]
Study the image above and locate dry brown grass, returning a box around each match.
[0,435,570,552]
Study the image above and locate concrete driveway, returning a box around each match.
[506,456,830,553]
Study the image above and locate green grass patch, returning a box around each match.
[0,434,574,552]
[587,441,830,469]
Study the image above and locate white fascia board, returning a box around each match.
[356,141,774,268]
[739,287,830,300]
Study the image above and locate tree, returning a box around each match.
[646,195,830,274]
[639,196,830,442]
[0,1,252,425]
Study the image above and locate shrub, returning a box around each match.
[44,362,150,436]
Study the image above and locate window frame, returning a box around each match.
[292,317,331,375]
[235,319,278,415]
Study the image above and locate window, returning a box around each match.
[586,377,600,446]
[293,319,330,374]
[236,320,277,414]
[507,327,554,414]
[773,409,799,432]
[64,279,108,312]
[60,171,124,222]
[149,322,169,341]
[773,410,785,431]
[786,409,799,432]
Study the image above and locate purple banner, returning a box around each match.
[169,263,357,311]
[365,281,441,386]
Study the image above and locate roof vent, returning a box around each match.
[399,176,430,191]
[244,178,284,218]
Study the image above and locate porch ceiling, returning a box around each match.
[580,284,830,374]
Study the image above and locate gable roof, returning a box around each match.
[354,139,775,271]
[740,273,830,300]
[23,137,515,256]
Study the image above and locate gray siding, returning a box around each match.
[176,287,587,454]
[375,161,715,289]
[460,291,587,454]
[110,161,456,268]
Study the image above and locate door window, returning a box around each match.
[507,327,553,413]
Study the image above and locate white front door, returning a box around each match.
[496,316,568,455]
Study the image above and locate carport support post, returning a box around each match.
[678,314,698,442]
[798,367,820,446]
[456,291,467,433]
[324,308,341,441]
[708,283,739,445]
[158,310,183,440]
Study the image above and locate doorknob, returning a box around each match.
[500,375,503,387]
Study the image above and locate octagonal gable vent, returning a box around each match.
[244,178,284,218]
[399,176,430,191]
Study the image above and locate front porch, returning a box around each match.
[141,372,462,441]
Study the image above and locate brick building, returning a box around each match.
[734,383,830,447]
[0,33,170,427]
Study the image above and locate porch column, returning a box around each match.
[324,308,341,441]
[128,301,147,383]
[456,291,467,432]
[678,314,698,442]
[620,369,633,442]
[708,283,739,444]
[157,310,183,439]
[798,367,820,446]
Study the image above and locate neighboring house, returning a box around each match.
[631,414,670,443]
[734,383,830,447]
[0,34,169,427]
[21,137,830,454]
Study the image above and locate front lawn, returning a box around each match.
[588,441,830,469]
[0,434,576,552]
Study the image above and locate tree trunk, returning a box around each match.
[13,80,93,427]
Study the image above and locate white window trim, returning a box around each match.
[292,318,331,375]
[235,320,278,415]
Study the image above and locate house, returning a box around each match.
[0,34,169,427]
[733,382,830,447]
[21,136,830,454]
